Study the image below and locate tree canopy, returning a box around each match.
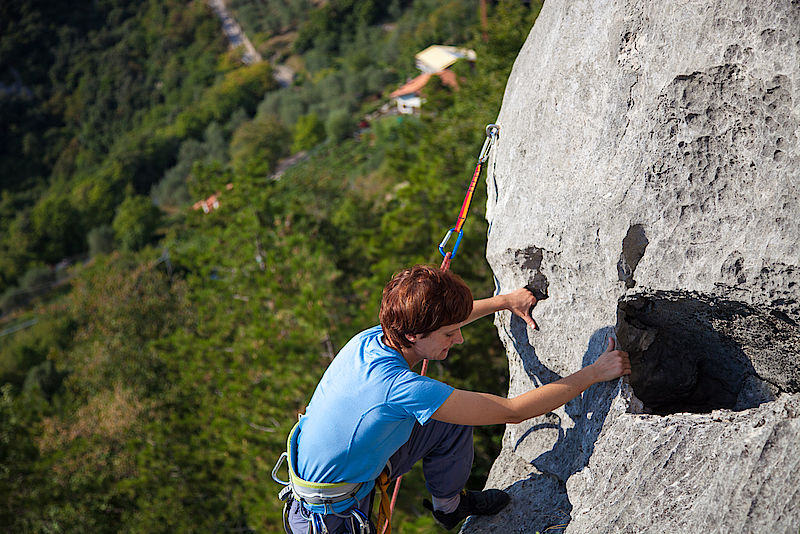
[0,1,542,532]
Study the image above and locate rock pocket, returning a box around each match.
[616,290,798,415]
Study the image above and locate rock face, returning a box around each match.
[465,1,800,533]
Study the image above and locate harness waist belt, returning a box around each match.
[291,480,364,505]
[273,421,374,515]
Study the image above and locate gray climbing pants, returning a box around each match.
[286,420,473,534]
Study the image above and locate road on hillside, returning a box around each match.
[206,0,295,86]
[206,0,262,65]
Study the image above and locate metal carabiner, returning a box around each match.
[311,513,329,534]
[272,452,290,485]
[350,508,370,534]
[438,228,464,258]
[478,123,500,163]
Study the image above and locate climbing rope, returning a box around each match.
[381,123,500,534]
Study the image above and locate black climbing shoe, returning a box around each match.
[423,489,510,530]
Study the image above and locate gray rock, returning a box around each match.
[467,1,800,532]
[565,397,800,533]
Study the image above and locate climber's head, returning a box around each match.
[380,264,473,350]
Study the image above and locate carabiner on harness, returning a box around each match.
[311,512,328,534]
[272,452,290,485]
[350,508,370,534]
[274,423,375,534]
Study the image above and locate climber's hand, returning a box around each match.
[505,287,538,330]
[591,337,631,382]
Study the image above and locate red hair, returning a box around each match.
[379,265,473,349]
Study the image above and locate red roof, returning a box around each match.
[193,193,220,213]
[390,70,458,98]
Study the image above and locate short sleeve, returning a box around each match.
[388,370,454,425]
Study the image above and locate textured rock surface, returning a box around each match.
[465,1,800,533]
[566,396,800,533]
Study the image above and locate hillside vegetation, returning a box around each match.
[0,1,541,532]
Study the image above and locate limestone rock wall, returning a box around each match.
[466,1,800,532]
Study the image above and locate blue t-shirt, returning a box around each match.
[295,326,454,490]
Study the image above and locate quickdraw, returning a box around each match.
[383,123,501,534]
[438,123,500,272]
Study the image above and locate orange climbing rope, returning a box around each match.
[381,124,500,534]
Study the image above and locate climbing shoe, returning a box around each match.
[423,489,510,530]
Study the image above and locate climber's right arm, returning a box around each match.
[432,339,631,426]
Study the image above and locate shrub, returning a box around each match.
[151,139,206,209]
[30,195,84,263]
[19,266,55,292]
[230,114,290,176]
[87,225,116,257]
[292,113,325,153]
[112,196,162,251]
[325,109,355,142]
[0,266,56,314]
[23,359,65,400]
[0,287,28,315]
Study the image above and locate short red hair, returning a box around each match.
[379,265,473,349]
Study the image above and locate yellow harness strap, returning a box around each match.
[376,470,392,534]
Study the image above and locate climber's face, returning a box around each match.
[405,323,464,361]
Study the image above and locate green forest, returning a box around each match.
[0,1,541,532]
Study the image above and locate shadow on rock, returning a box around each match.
[477,316,621,532]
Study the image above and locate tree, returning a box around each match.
[325,109,355,142]
[292,113,325,153]
[230,114,290,177]
[112,195,162,251]
[87,225,116,256]
[0,385,39,529]
[31,195,84,262]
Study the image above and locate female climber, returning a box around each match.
[278,264,630,533]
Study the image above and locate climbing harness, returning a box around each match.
[438,123,500,272]
[274,124,501,534]
[382,124,501,534]
[273,421,374,534]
